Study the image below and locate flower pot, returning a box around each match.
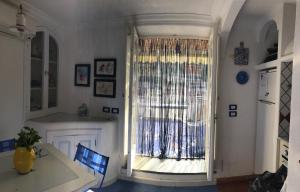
[13,147,36,174]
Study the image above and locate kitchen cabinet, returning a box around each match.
[48,130,98,160]
[52,135,74,159]
[25,113,119,185]
[25,29,59,119]
[254,2,296,174]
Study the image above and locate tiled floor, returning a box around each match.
[103,180,218,192]
[134,156,206,173]
[102,178,252,192]
[217,179,251,192]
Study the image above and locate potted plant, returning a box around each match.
[13,127,41,174]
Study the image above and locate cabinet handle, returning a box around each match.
[44,71,49,76]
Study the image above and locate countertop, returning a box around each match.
[29,113,116,123]
[25,113,118,129]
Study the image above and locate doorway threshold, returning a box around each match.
[134,156,206,174]
[120,168,214,187]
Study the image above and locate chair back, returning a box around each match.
[0,139,15,152]
[74,143,109,191]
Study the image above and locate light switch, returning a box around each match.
[102,106,110,113]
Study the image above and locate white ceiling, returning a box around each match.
[23,0,218,24]
[241,0,296,18]
[19,0,294,32]
[18,0,251,38]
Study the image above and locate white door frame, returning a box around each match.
[126,26,139,176]
[207,22,220,181]
[125,24,220,179]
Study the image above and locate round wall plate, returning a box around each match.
[236,71,249,85]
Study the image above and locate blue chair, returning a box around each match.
[74,143,109,192]
[0,139,15,152]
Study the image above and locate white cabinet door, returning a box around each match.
[52,135,75,160]
[47,130,99,162]
[255,102,277,173]
[75,135,97,151]
[266,70,277,103]
[258,71,268,101]
[258,70,277,103]
[27,29,60,120]
[74,135,97,173]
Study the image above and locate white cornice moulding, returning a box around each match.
[0,23,24,40]
[132,13,213,27]
[21,1,63,33]
[1,0,18,8]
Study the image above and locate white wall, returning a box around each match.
[61,14,264,178]
[215,0,287,178]
[60,19,127,166]
[0,0,282,180]
[216,16,261,177]
[0,34,24,140]
[0,2,25,140]
[287,0,300,190]
[61,20,127,117]
[1,0,291,182]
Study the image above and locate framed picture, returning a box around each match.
[75,64,90,87]
[94,58,116,77]
[94,79,116,98]
[234,42,249,65]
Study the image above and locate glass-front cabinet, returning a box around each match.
[48,36,58,108]
[26,29,59,119]
[30,32,44,111]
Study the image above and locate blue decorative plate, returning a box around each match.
[236,71,249,84]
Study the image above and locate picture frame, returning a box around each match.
[74,64,90,87]
[234,42,249,65]
[94,79,116,98]
[94,58,116,77]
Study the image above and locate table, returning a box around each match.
[0,144,97,192]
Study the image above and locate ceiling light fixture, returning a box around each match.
[16,4,26,32]
[9,2,33,37]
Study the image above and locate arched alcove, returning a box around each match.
[259,20,278,63]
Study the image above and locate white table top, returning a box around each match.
[0,144,97,192]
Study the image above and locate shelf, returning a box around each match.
[255,53,294,71]
[31,87,42,91]
[254,59,279,70]
[31,56,43,61]
[49,60,57,64]
[32,58,57,64]
[30,107,42,112]
[280,54,293,62]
